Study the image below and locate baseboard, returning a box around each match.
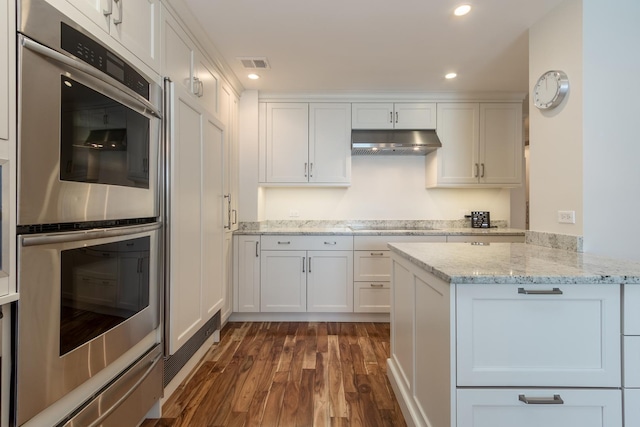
[228,312,390,322]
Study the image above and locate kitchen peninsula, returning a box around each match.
[388,242,640,427]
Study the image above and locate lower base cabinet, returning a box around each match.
[457,389,622,427]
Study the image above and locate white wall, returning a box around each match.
[582,0,640,259]
[528,0,583,235]
[263,156,512,220]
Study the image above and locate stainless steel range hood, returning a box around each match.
[351,129,442,155]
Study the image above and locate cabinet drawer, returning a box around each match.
[456,284,621,387]
[261,235,352,251]
[457,388,622,427]
[354,251,391,281]
[625,389,640,427]
[354,282,390,313]
[353,235,445,250]
[624,336,640,387]
[624,285,640,335]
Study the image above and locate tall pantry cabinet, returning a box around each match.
[162,8,238,354]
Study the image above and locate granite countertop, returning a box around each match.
[388,242,640,285]
[234,226,525,237]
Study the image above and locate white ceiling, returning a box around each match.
[182,0,565,94]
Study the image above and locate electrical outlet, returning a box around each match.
[557,210,576,224]
[289,209,299,218]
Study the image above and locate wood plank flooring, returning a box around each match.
[142,322,407,427]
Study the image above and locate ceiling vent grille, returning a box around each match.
[237,57,270,69]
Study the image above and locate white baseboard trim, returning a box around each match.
[228,312,390,322]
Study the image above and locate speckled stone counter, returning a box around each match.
[388,242,640,285]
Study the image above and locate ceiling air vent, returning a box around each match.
[237,57,270,70]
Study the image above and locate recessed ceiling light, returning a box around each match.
[454,4,471,16]
[248,73,260,80]
[445,72,458,79]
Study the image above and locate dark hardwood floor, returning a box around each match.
[142,321,407,427]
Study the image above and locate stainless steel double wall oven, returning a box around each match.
[15,1,163,425]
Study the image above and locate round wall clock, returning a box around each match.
[533,70,569,110]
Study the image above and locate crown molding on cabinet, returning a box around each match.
[258,91,527,103]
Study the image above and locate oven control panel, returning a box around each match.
[60,23,149,99]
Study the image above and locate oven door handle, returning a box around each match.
[20,222,162,247]
[85,353,163,427]
[20,35,162,120]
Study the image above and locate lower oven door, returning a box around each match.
[15,223,161,426]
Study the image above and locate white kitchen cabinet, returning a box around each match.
[351,103,436,130]
[67,0,160,71]
[234,235,261,313]
[625,389,640,427]
[354,250,390,281]
[167,82,225,354]
[162,8,219,117]
[456,284,621,387]
[457,388,622,427]
[354,282,390,313]
[221,233,233,321]
[262,103,351,185]
[220,83,239,231]
[0,0,9,141]
[390,260,415,392]
[260,235,354,312]
[426,102,523,188]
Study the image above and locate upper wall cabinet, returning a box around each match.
[162,9,221,117]
[261,102,351,185]
[425,102,523,188]
[352,103,436,130]
[67,0,161,72]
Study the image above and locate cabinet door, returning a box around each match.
[220,84,239,230]
[433,103,479,184]
[354,282,390,313]
[0,0,10,141]
[394,103,436,129]
[66,0,110,32]
[307,250,353,312]
[261,250,306,312]
[222,233,233,320]
[308,103,351,184]
[456,284,621,387]
[265,103,309,183]
[457,388,622,427]
[110,0,160,71]
[201,114,225,318]
[625,389,640,427]
[479,103,523,185]
[163,14,193,94]
[351,103,394,129]
[168,85,203,354]
[234,236,261,313]
[193,51,220,116]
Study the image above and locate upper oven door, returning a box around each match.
[17,35,161,226]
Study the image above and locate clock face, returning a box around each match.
[533,70,569,110]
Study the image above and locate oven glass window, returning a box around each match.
[60,236,150,356]
[59,76,150,189]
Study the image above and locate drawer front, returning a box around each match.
[446,234,524,243]
[457,388,622,427]
[354,282,390,313]
[624,285,640,335]
[261,235,353,251]
[456,284,621,387]
[354,250,391,281]
[624,336,640,387]
[354,235,446,250]
[625,389,640,427]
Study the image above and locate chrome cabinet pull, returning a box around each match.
[370,283,385,288]
[481,163,485,178]
[308,257,312,273]
[302,257,306,273]
[474,163,479,178]
[103,0,113,16]
[518,394,564,405]
[370,252,384,256]
[395,111,398,123]
[277,241,291,245]
[113,0,123,25]
[309,162,313,177]
[223,194,231,229]
[304,162,308,177]
[518,287,563,295]
[389,111,393,123]
[324,241,337,245]
[232,209,238,225]
[255,241,259,257]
